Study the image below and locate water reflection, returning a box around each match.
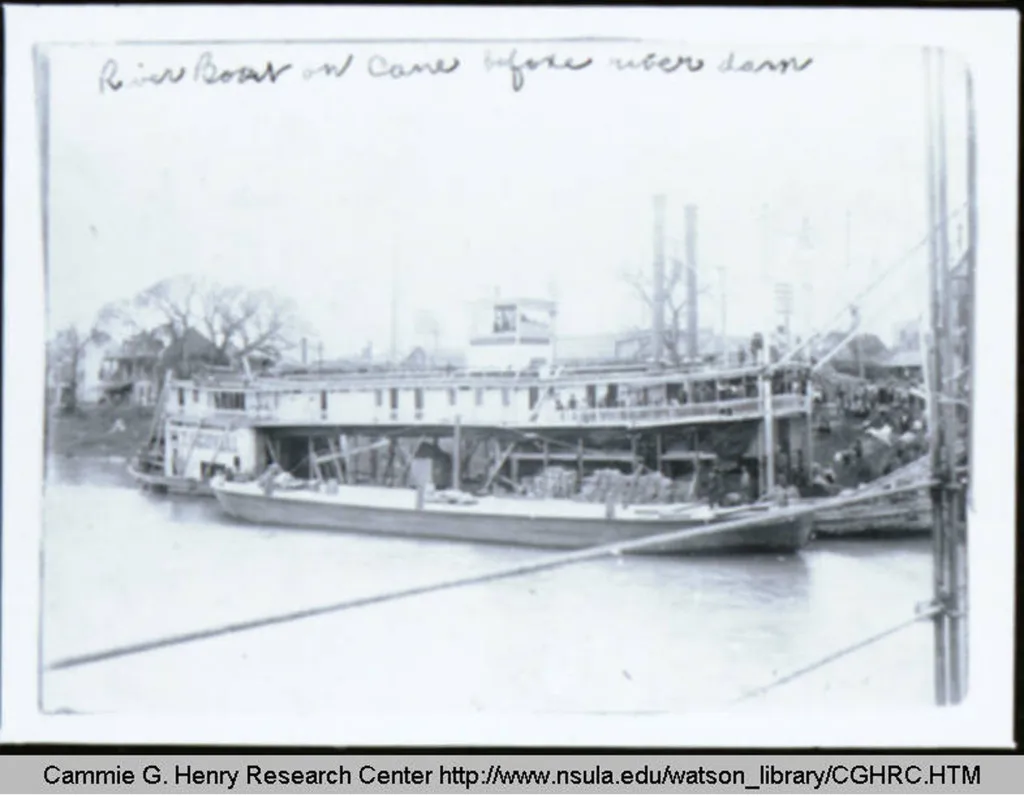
[40,467,936,715]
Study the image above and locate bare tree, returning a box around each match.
[621,245,709,365]
[201,283,307,363]
[133,275,204,345]
[101,275,310,374]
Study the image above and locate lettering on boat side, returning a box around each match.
[97,47,814,95]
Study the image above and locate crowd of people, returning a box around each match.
[813,376,930,489]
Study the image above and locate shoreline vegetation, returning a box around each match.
[46,404,155,461]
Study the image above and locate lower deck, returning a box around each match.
[149,406,815,505]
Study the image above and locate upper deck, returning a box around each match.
[163,362,812,432]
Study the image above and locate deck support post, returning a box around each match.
[263,436,277,470]
[452,415,462,491]
[386,438,396,486]
[542,440,550,471]
[656,432,664,476]
[576,439,584,483]
[630,435,640,474]
[763,375,776,494]
[340,435,353,484]
[308,436,321,482]
[803,390,815,483]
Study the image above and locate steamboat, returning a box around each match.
[130,290,818,553]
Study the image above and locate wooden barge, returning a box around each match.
[211,475,815,555]
[810,458,933,538]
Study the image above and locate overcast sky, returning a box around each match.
[44,41,970,357]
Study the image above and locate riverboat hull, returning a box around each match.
[128,460,214,497]
[811,489,932,537]
[211,480,814,555]
[809,456,933,538]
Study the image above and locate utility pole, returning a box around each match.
[845,211,865,379]
[652,195,666,364]
[390,228,402,365]
[684,204,699,361]
[924,45,949,707]
[799,216,814,359]
[935,47,966,706]
[924,45,968,707]
[954,57,976,698]
[717,265,728,364]
[760,203,775,495]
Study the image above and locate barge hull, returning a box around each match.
[212,485,813,555]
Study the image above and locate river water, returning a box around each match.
[41,459,937,715]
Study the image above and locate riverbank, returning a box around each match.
[46,404,155,460]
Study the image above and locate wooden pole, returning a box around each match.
[804,387,815,484]
[924,46,951,706]
[951,61,976,700]
[963,68,977,496]
[340,435,353,484]
[763,376,775,494]
[845,211,866,380]
[452,415,462,491]
[935,49,967,705]
[653,195,666,364]
[685,204,699,360]
[718,266,728,363]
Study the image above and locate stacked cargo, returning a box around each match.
[524,466,579,499]
[520,467,696,505]
[578,469,680,505]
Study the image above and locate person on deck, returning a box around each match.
[739,467,753,503]
[708,468,725,508]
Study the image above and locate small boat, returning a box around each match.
[127,457,213,497]
[809,457,932,538]
[811,489,932,537]
[210,474,815,555]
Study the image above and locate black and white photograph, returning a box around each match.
[3,6,1017,745]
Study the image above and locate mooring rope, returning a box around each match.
[47,479,934,673]
[733,602,943,703]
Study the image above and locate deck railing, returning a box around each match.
[163,392,809,428]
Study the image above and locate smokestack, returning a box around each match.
[301,337,308,365]
[652,195,666,364]
[684,204,699,360]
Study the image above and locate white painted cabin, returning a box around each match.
[156,297,814,483]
